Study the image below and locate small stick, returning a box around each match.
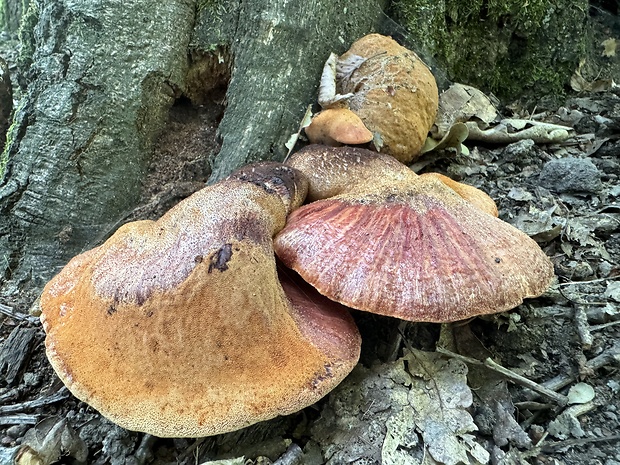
[0,302,39,323]
[558,276,620,287]
[591,320,620,332]
[0,388,69,414]
[0,414,39,425]
[436,347,569,406]
[540,434,620,453]
[574,306,593,350]
[526,342,620,399]
[272,443,304,465]
[513,401,554,411]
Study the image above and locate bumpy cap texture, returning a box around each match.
[274,146,555,322]
[40,162,360,438]
[338,34,439,163]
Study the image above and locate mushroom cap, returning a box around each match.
[274,145,554,322]
[305,108,373,146]
[419,172,499,217]
[40,163,361,438]
[338,34,439,163]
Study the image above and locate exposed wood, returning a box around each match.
[0,325,37,385]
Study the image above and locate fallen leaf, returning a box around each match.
[311,351,489,465]
[421,122,469,155]
[548,412,585,439]
[567,383,596,405]
[433,83,498,139]
[601,38,618,57]
[20,418,88,465]
[404,350,490,465]
[605,281,620,302]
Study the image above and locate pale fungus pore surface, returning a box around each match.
[336,34,439,163]
[40,165,361,438]
[275,146,555,322]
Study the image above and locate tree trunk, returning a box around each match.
[0,0,386,303]
[194,0,386,182]
[0,0,28,34]
[0,0,194,302]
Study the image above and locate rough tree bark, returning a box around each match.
[0,0,386,303]
[0,0,195,302]
[0,0,28,34]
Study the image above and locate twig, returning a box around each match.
[531,342,620,397]
[0,414,38,425]
[540,434,620,453]
[513,401,554,411]
[590,320,620,332]
[436,347,569,406]
[272,443,303,465]
[0,302,39,323]
[574,306,593,350]
[558,275,620,287]
[0,388,69,414]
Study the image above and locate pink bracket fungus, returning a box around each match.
[40,162,361,438]
[321,34,439,163]
[274,145,555,323]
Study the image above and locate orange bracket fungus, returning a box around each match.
[304,108,373,147]
[274,145,555,323]
[314,34,439,163]
[40,162,361,438]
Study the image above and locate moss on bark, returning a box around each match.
[391,0,590,101]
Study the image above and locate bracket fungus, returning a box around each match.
[318,34,439,163]
[304,108,373,147]
[40,162,361,438]
[274,145,555,323]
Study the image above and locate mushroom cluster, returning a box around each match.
[40,163,361,438]
[306,34,439,162]
[40,35,555,440]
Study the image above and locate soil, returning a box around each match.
[0,12,619,465]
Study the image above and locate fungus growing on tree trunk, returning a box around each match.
[317,34,439,162]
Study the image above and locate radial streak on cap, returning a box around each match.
[40,162,361,438]
[274,145,555,323]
